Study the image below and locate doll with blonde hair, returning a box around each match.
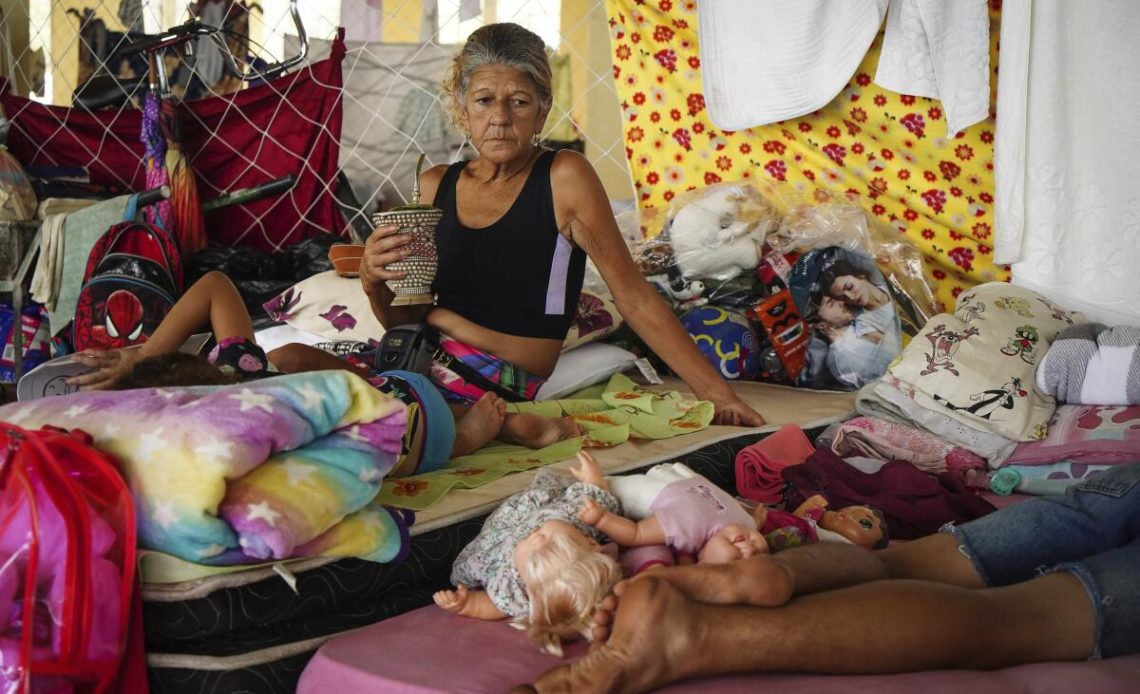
[433,454,622,655]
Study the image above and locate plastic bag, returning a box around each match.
[187,234,340,317]
[620,180,940,390]
[627,181,938,330]
[0,424,138,693]
[0,146,36,222]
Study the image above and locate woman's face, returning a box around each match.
[461,65,547,163]
[828,274,876,308]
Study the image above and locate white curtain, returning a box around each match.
[994,0,1140,326]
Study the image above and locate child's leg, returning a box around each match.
[450,394,507,457]
[69,271,254,388]
[144,271,254,357]
[499,412,583,449]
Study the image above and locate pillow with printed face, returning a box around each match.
[263,271,385,345]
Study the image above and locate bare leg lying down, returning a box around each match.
[524,565,1093,694]
[517,458,1140,694]
[519,532,1097,694]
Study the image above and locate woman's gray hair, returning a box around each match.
[441,23,553,132]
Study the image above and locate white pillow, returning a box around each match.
[262,271,385,344]
[253,324,328,352]
[537,343,638,401]
[266,272,625,351]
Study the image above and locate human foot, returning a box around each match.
[500,413,582,449]
[522,578,698,694]
[452,392,507,457]
[614,555,795,608]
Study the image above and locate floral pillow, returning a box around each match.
[563,291,624,352]
[263,271,385,345]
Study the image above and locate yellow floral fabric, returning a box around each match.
[604,0,1007,311]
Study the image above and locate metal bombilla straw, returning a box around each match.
[411,153,425,206]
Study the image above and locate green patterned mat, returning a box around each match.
[375,374,714,511]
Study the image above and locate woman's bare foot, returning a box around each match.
[500,413,582,449]
[452,392,507,457]
[584,559,791,646]
[521,578,699,694]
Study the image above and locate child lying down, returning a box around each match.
[68,271,582,476]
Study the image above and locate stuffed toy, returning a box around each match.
[667,184,778,284]
[768,202,872,255]
[647,265,707,310]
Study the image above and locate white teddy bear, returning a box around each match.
[667,184,778,283]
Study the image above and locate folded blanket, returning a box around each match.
[1007,404,1140,466]
[0,372,410,565]
[830,415,987,476]
[856,379,1018,467]
[734,424,815,504]
[886,283,1083,442]
[1036,323,1140,405]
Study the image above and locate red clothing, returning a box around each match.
[0,35,346,253]
[759,507,821,551]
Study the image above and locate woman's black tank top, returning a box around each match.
[432,150,587,340]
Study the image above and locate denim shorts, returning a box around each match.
[943,463,1140,659]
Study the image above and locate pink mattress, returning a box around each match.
[298,603,1140,693]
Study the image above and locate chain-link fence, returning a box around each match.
[0,0,632,251]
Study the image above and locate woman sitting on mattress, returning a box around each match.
[69,271,585,476]
[360,22,765,427]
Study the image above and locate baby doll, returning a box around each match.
[579,454,769,564]
[433,454,622,656]
[756,494,889,552]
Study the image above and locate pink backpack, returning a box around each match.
[0,424,139,693]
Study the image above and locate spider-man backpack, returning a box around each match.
[72,220,184,352]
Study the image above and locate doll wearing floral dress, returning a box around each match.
[433,453,622,655]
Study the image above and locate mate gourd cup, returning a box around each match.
[371,154,443,306]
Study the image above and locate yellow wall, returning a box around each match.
[0,0,31,95]
[381,0,424,43]
[561,0,633,202]
[49,0,127,105]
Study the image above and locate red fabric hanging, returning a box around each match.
[0,33,347,253]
